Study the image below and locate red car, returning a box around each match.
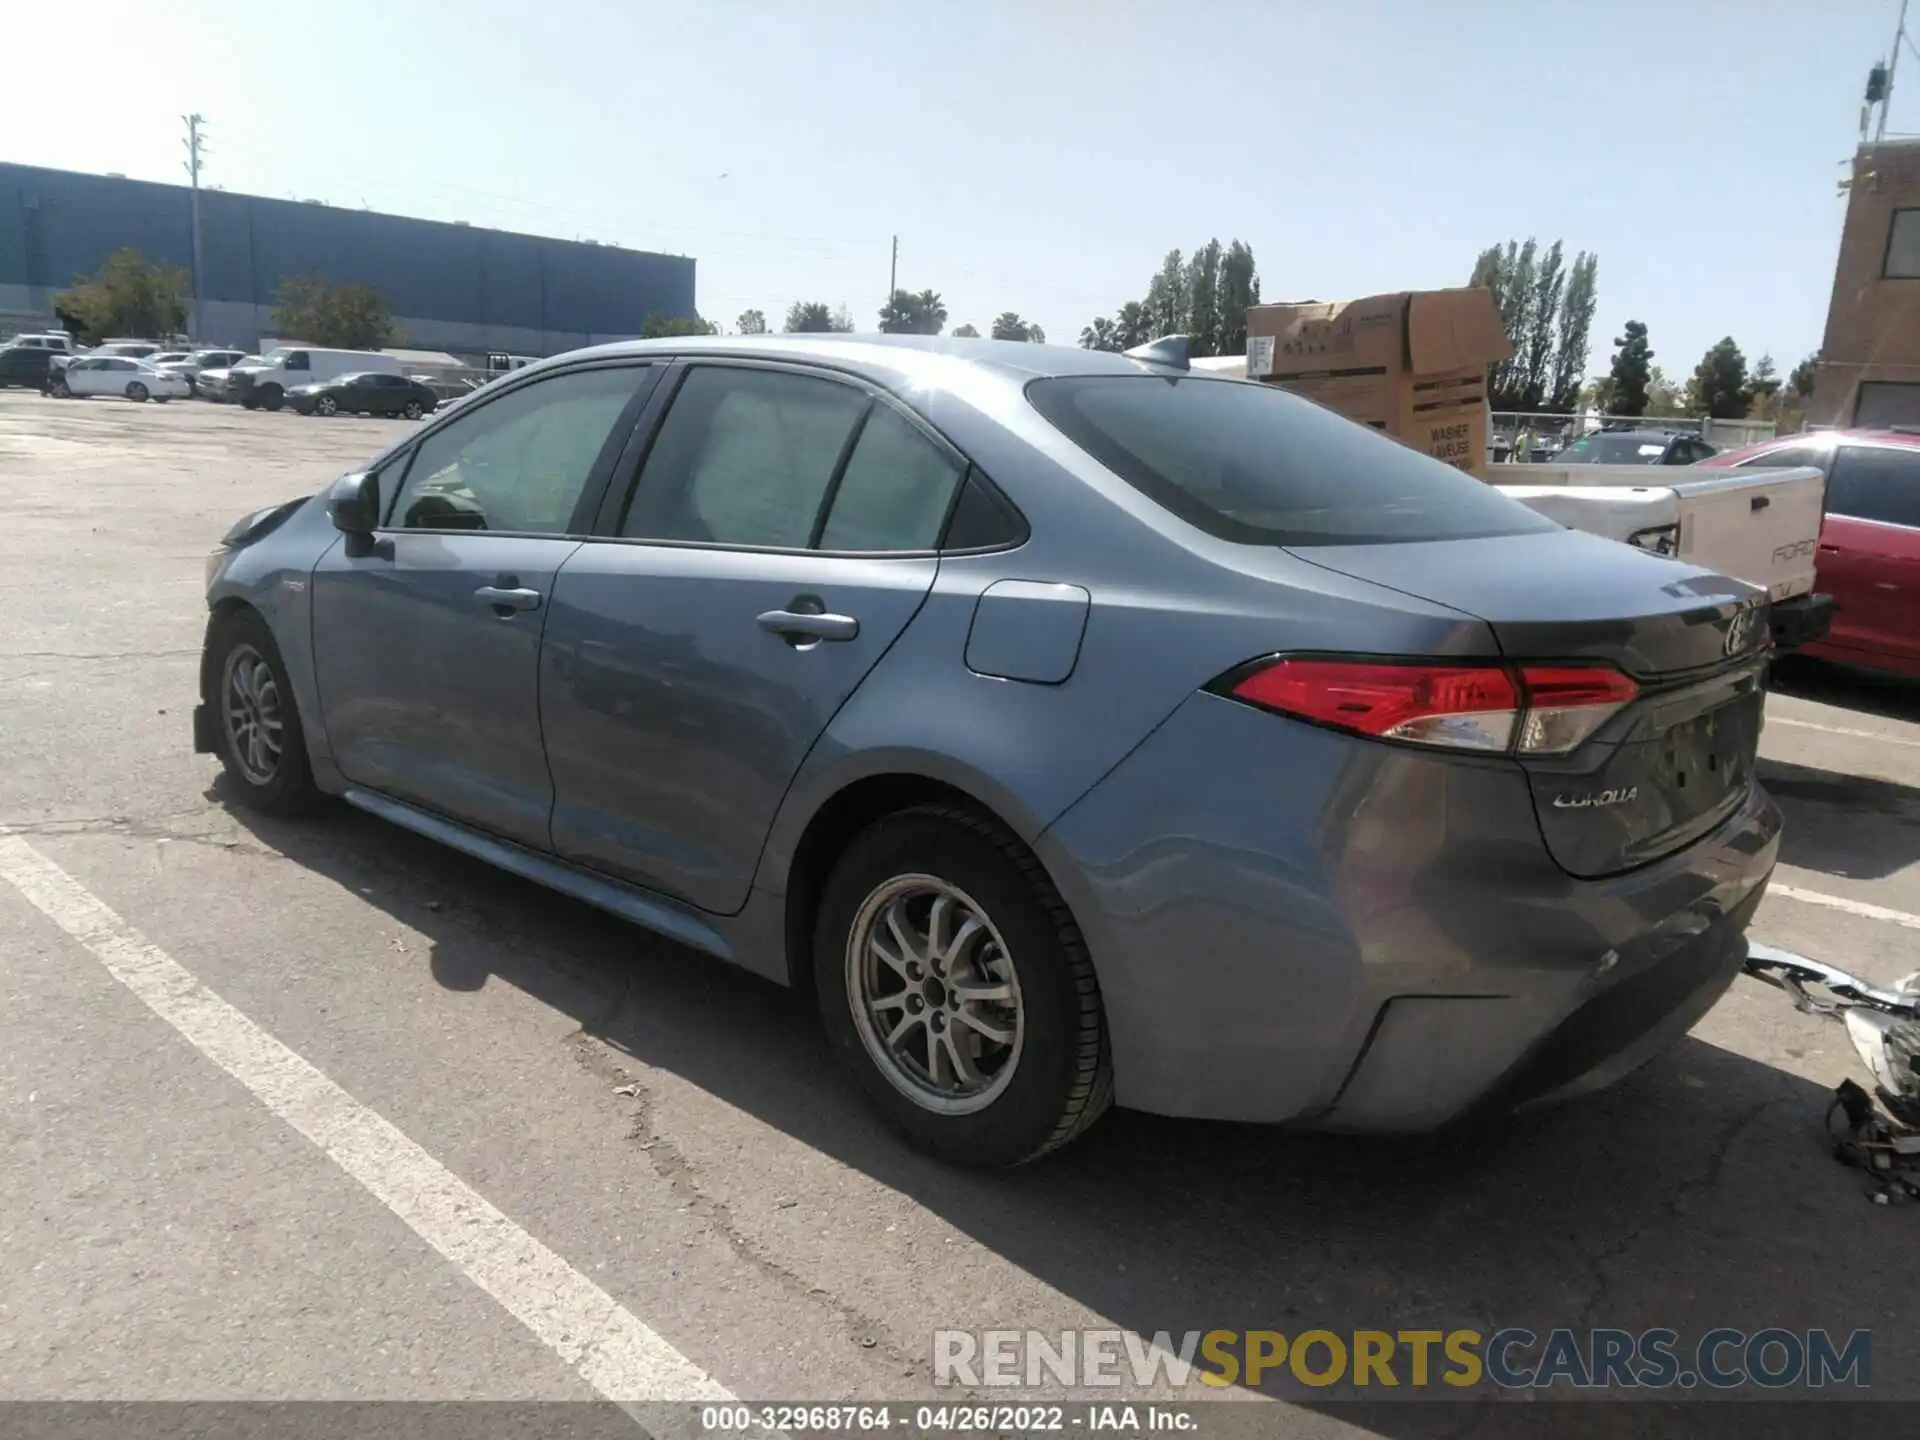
[1700,429,1920,678]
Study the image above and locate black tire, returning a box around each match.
[402,400,424,420]
[126,381,149,402]
[814,803,1112,1167]
[205,609,322,817]
[49,379,71,399]
[240,395,258,410]
[260,385,285,412]
[316,395,337,417]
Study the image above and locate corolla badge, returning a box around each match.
[1553,786,1639,810]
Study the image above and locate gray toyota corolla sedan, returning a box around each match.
[195,334,1781,1166]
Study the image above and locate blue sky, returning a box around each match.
[11,0,1914,377]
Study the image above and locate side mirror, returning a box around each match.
[327,471,380,534]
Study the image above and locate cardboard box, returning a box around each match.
[1244,288,1512,475]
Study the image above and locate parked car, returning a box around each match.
[51,355,191,402]
[1701,429,1920,678]
[158,348,249,396]
[196,357,263,402]
[230,346,403,411]
[6,331,76,354]
[289,372,438,419]
[194,336,1780,1166]
[0,343,58,389]
[1559,427,1718,466]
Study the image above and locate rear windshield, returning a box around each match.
[1025,375,1556,546]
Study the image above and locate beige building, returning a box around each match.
[1810,139,1920,428]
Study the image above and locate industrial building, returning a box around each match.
[0,162,697,358]
[1810,139,1920,429]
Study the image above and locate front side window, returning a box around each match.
[1027,375,1557,545]
[1885,209,1920,279]
[387,365,651,534]
[622,366,869,548]
[283,351,310,372]
[1827,446,1920,527]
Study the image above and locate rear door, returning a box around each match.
[540,360,967,913]
[1819,444,1920,666]
[308,360,661,846]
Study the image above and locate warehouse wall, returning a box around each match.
[0,163,695,355]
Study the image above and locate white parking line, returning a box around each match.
[1769,715,1920,748]
[0,833,732,1415]
[1770,881,1920,932]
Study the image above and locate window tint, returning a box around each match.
[1886,209,1920,279]
[388,365,649,534]
[818,404,964,551]
[942,472,1029,550]
[284,351,310,371]
[1736,446,1823,471]
[622,366,868,547]
[1827,446,1920,527]
[1026,376,1558,545]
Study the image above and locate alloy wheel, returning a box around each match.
[846,875,1025,1114]
[222,643,285,785]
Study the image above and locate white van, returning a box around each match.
[230,346,402,411]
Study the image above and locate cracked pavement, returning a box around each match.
[3,391,1919,1430]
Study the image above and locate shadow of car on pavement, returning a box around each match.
[214,784,1904,1423]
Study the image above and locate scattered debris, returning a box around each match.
[613,1082,641,1097]
[774,1196,797,1209]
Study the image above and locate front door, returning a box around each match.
[1820,445,1920,667]
[541,361,970,913]
[309,360,660,846]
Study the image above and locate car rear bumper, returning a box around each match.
[1770,592,1834,651]
[1037,690,1781,1128]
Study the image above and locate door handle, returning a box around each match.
[474,583,543,615]
[758,607,859,645]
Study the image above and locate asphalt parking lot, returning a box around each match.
[3,389,1919,1429]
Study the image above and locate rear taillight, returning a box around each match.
[1223,657,1638,757]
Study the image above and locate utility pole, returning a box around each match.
[183,113,207,340]
[1876,0,1910,142]
[888,234,898,317]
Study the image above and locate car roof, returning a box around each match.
[1710,428,1920,464]
[536,333,1200,390]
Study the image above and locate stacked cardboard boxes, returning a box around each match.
[1244,288,1511,476]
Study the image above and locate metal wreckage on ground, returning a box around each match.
[1744,944,1920,1203]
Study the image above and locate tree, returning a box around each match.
[830,304,856,333]
[1604,320,1654,417]
[271,275,397,349]
[1745,353,1780,414]
[1184,240,1223,357]
[1645,365,1688,417]
[1215,240,1260,359]
[1688,337,1750,419]
[1143,250,1187,339]
[55,247,189,342]
[641,313,718,338]
[784,301,835,333]
[951,322,981,338]
[1469,237,1598,413]
[736,309,768,335]
[878,288,946,335]
[1079,317,1119,351]
[1789,352,1819,397]
[991,312,1044,342]
[1111,301,1152,350]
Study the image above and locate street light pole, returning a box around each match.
[183,113,207,340]
[1878,0,1910,142]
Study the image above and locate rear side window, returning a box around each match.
[1026,376,1556,546]
[818,405,965,551]
[1827,446,1920,527]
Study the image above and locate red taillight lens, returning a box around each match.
[1230,659,1521,753]
[1224,657,1637,756]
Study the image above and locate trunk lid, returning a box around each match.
[1292,529,1770,877]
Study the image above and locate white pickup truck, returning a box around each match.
[1494,463,1833,651]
